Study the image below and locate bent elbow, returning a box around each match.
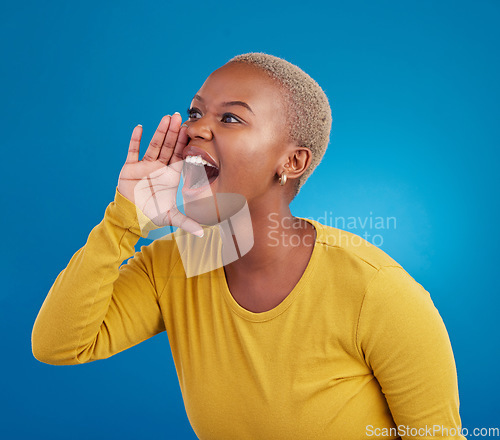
[31,325,82,366]
[31,342,82,366]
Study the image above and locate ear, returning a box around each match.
[278,146,312,180]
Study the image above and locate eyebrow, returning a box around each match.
[193,94,254,115]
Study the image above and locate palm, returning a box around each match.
[117,114,203,237]
[120,160,180,225]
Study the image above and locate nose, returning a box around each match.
[185,117,213,141]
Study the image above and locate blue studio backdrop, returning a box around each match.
[1,0,498,438]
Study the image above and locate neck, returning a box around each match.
[219,194,312,276]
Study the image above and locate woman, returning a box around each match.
[32,53,465,439]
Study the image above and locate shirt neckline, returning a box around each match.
[217,217,322,322]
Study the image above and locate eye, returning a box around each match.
[186,107,201,120]
[221,113,240,123]
[186,107,241,124]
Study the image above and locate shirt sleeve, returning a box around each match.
[356,265,465,440]
[32,187,167,366]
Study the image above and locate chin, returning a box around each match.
[182,189,248,227]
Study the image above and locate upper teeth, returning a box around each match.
[185,155,217,167]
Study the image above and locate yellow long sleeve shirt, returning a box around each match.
[32,188,465,440]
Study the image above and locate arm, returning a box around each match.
[31,187,166,365]
[357,266,465,440]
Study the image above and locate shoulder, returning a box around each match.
[305,217,402,270]
[304,218,430,305]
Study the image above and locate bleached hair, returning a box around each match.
[226,52,332,198]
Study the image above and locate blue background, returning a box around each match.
[1,0,498,438]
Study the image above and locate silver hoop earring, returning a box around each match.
[279,171,287,186]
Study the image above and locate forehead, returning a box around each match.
[193,63,286,116]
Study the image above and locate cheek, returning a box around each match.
[220,154,273,190]
[241,130,282,163]
[219,127,281,181]
[227,148,275,179]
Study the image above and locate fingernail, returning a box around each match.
[181,123,188,128]
[193,229,204,238]
[137,124,142,127]
[173,111,181,116]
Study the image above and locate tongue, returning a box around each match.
[205,164,219,183]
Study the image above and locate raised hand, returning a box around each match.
[117,113,204,237]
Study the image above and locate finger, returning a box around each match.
[160,124,188,165]
[158,112,182,164]
[168,207,204,237]
[172,125,189,164]
[126,125,143,164]
[143,115,171,162]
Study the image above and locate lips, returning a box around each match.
[182,146,219,168]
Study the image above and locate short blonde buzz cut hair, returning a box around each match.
[226,52,332,198]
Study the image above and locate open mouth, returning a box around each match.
[182,155,220,191]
